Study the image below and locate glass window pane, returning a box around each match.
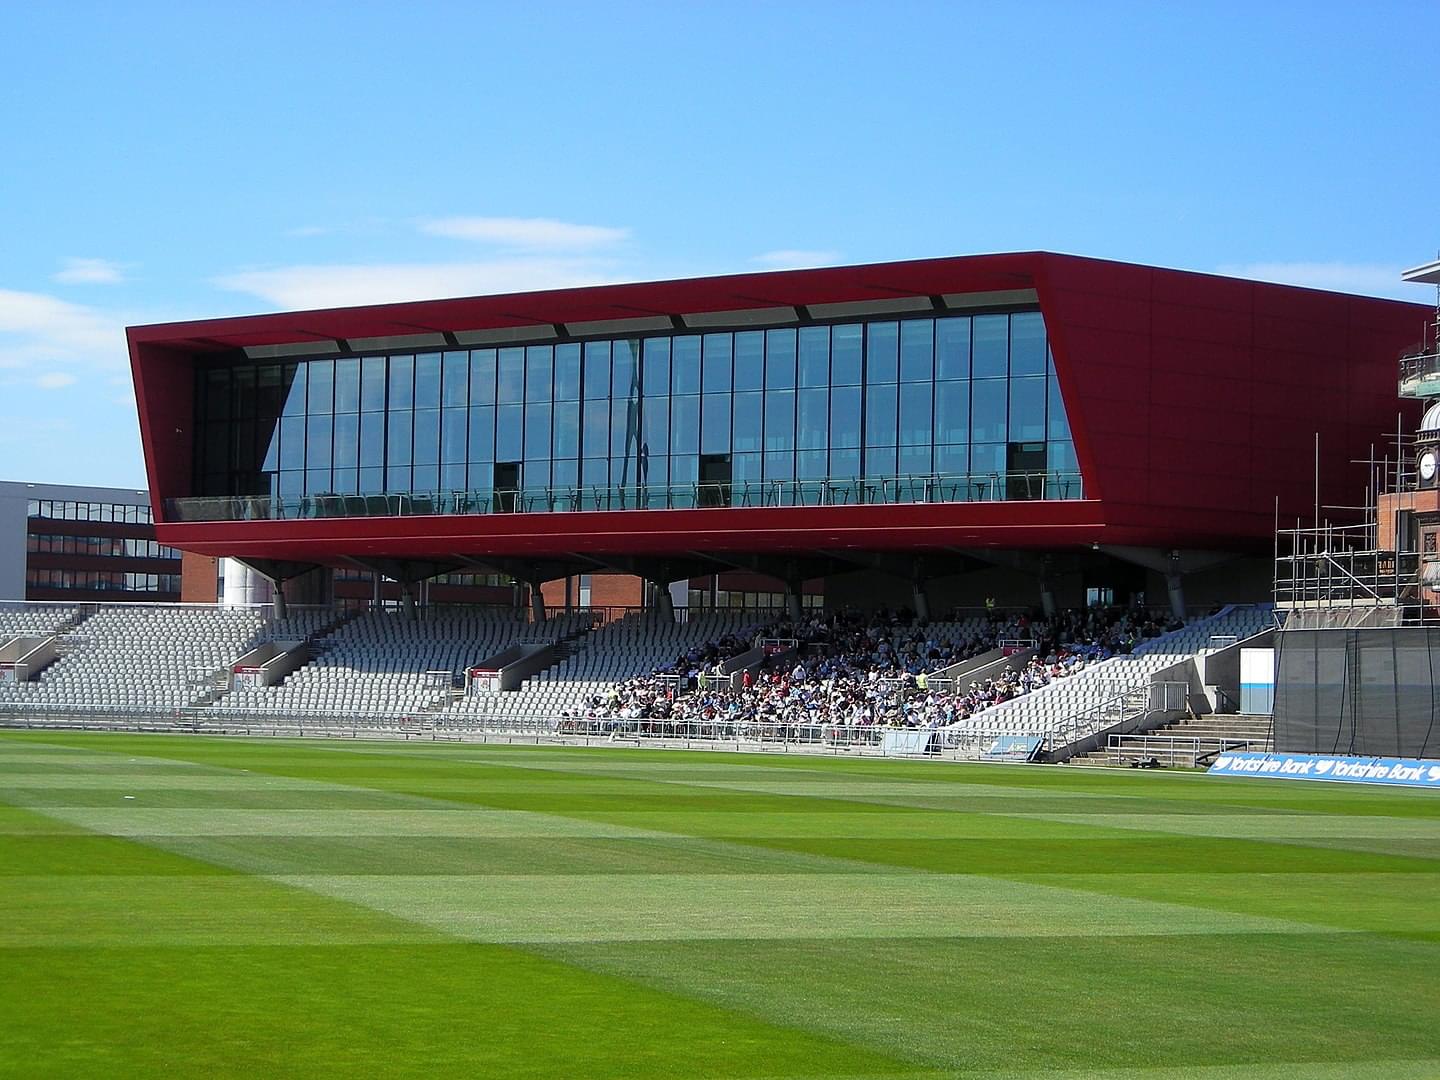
[671,336,701,394]
[866,446,897,477]
[702,333,732,393]
[935,443,968,476]
[415,353,441,408]
[307,360,334,414]
[831,324,863,385]
[900,319,934,382]
[1009,376,1047,442]
[412,464,438,491]
[388,356,414,409]
[583,400,608,457]
[526,346,554,403]
[442,351,469,407]
[359,467,384,494]
[642,338,670,396]
[553,401,580,458]
[469,349,497,406]
[387,411,413,465]
[440,463,465,491]
[611,398,637,457]
[866,322,899,383]
[612,339,639,397]
[972,315,1008,378]
[582,457,610,486]
[441,407,467,463]
[554,343,581,400]
[205,368,232,421]
[498,348,525,404]
[796,449,827,480]
[279,415,305,469]
[701,392,731,454]
[733,391,763,452]
[971,379,1008,443]
[1048,376,1071,441]
[468,407,495,462]
[764,450,793,480]
[1009,312,1046,376]
[972,442,1006,476]
[333,468,358,495]
[496,404,524,461]
[242,366,267,418]
[386,465,411,492]
[765,389,795,451]
[797,326,829,387]
[335,358,361,412]
[831,386,862,448]
[551,458,578,489]
[864,384,898,446]
[670,395,699,454]
[359,412,385,467]
[583,340,611,400]
[936,317,970,380]
[899,382,932,446]
[829,447,860,478]
[796,388,827,450]
[333,413,359,469]
[935,381,970,444]
[413,409,440,465]
[733,452,762,484]
[1049,439,1078,474]
[734,331,764,391]
[641,393,667,458]
[899,444,931,476]
[525,403,552,461]
[282,363,307,416]
[765,328,796,390]
[306,414,332,469]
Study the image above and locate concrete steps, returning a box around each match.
[1068,713,1273,768]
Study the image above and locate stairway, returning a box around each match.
[1068,713,1274,768]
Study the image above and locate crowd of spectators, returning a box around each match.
[569,604,1181,731]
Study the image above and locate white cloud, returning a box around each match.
[0,288,129,371]
[213,258,622,310]
[34,372,77,390]
[53,257,126,285]
[750,249,842,270]
[419,216,630,251]
[1215,261,1433,302]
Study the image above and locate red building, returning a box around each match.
[127,253,1430,618]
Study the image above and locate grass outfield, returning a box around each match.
[0,733,1436,1079]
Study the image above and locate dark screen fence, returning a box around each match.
[1274,628,1440,758]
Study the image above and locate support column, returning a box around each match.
[1166,570,1186,623]
[911,579,930,622]
[785,579,804,622]
[401,583,417,620]
[652,580,675,621]
[529,582,546,623]
[272,579,288,620]
[1039,555,1057,618]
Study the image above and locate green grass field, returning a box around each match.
[0,732,1436,1079]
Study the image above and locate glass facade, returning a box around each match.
[186,309,1079,517]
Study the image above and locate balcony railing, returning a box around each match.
[165,470,1085,523]
[1399,349,1440,398]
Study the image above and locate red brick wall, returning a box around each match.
[180,551,219,603]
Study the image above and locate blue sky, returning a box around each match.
[3,1,1437,488]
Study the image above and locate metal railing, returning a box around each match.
[1104,732,1268,768]
[164,470,1085,523]
[1043,679,1190,753]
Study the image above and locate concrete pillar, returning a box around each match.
[271,579,288,620]
[652,581,675,621]
[785,579,804,622]
[401,583,417,620]
[1040,582,1057,619]
[911,579,930,622]
[529,582,546,623]
[221,559,272,607]
[1166,571,1186,622]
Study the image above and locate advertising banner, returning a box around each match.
[982,735,1043,762]
[1208,751,1440,789]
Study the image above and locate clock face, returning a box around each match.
[1421,450,1438,482]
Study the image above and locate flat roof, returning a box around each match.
[1403,259,1440,285]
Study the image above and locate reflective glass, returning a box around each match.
[413,409,440,465]
[900,319,934,382]
[899,382,932,445]
[441,408,467,463]
[612,339,639,397]
[831,324,863,384]
[796,388,827,450]
[765,389,796,451]
[702,333,732,393]
[1047,376,1070,441]
[359,412,385,467]
[829,447,860,478]
[584,341,611,399]
[936,317,970,380]
[733,391,763,451]
[642,338,670,396]
[386,465,410,493]
[415,353,442,408]
[336,358,361,412]
[551,458,578,488]
[306,415,333,469]
[333,468,358,495]
[205,368,231,421]
[1009,312,1046,376]
[496,404,523,461]
[334,415,360,468]
[866,322,899,383]
[831,386,861,447]
[359,467,384,494]
[734,331,764,391]
[864,383,897,446]
[553,401,580,457]
[308,361,334,414]
[972,315,1008,378]
[1049,439,1078,473]
[701,392,731,454]
[441,464,466,490]
[935,381,970,444]
[387,412,413,465]
[526,346,554,402]
[733,452,763,484]
[798,326,829,387]
[865,446,897,477]
[1008,376,1047,442]
[971,379,1008,443]
[554,343,581,400]
[498,348,525,404]
[412,465,439,492]
[670,396,699,454]
[442,352,469,407]
[764,449,793,480]
[388,356,414,409]
[468,407,495,462]
[765,328,796,389]
[971,442,1006,475]
[935,443,968,475]
[279,415,305,469]
[583,400,608,456]
[611,398,637,457]
[899,444,932,476]
[672,336,701,394]
[243,366,267,418]
[469,350,497,405]
[282,363,307,416]
[797,449,827,479]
